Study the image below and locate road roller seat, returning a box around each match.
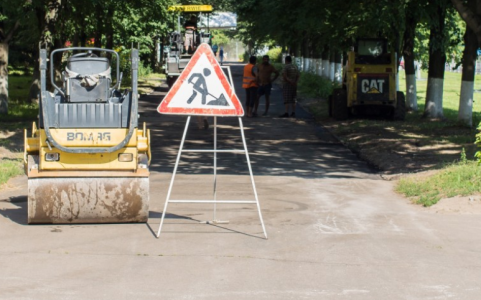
[65,52,111,103]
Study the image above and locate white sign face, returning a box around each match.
[158,43,243,116]
[166,53,234,108]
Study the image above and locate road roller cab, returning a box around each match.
[24,47,151,224]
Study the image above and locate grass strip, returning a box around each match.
[396,160,481,206]
[297,69,481,205]
[0,158,23,187]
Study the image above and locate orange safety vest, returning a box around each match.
[242,64,258,89]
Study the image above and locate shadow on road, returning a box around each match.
[139,64,377,180]
[0,196,28,225]
[0,63,378,227]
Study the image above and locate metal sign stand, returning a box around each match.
[156,115,267,239]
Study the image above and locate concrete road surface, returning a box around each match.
[1,62,481,300]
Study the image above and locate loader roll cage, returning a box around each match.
[40,47,139,154]
[354,38,391,65]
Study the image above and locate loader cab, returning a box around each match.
[354,38,391,65]
[330,37,405,121]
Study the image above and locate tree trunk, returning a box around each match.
[35,0,61,92]
[334,51,342,83]
[403,5,419,111]
[458,7,478,126]
[301,33,308,58]
[53,39,63,85]
[41,0,61,45]
[94,4,103,50]
[0,42,8,114]
[150,43,157,72]
[78,14,87,47]
[329,50,335,81]
[0,8,22,114]
[423,5,447,119]
[27,5,46,104]
[393,25,401,92]
[321,45,329,78]
[28,44,40,104]
[28,69,40,104]
[105,6,114,60]
[72,32,79,47]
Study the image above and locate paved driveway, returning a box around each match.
[1,62,480,300]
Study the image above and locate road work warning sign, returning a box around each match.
[157,43,244,116]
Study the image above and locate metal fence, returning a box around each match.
[444,61,481,74]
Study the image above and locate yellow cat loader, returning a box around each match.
[24,47,151,224]
[330,38,405,120]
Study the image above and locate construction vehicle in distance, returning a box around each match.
[330,38,406,120]
[163,5,213,87]
[24,46,151,224]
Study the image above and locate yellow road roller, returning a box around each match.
[24,46,151,224]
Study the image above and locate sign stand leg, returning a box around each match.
[238,117,268,239]
[156,116,192,238]
[209,116,229,224]
[213,116,217,221]
[156,116,267,240]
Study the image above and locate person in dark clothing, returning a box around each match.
[219,46,224,65]
[279,56,300,118]
[212,44,218,56]
[255,55,280,116]
[184,15,197,52]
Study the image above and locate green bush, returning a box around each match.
[3,100,38,121]
[297,72,338,99]
[138,63,152,77]
[119,50,152,83]
[242,51,249,63]
[2,75,38,121]
[266,47,282,63]
[0,159,23,186]
[476,122,481,164]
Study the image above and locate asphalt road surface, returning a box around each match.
[1,62,481,300]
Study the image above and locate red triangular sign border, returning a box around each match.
[157,43,244,116]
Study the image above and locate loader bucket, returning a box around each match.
[28,176,149,224]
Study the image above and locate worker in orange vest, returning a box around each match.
[242,56,259,117]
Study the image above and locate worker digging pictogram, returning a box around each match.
[187,68,229,106]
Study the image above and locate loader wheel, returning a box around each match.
[331,88,349,120]
[392,91,406,121]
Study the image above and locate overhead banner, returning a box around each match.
[199,12,237,29]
